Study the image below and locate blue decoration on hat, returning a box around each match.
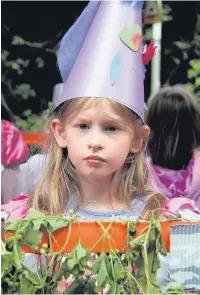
[57,1,101,82]
[110,52,121,86]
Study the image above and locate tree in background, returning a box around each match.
[1,24,61,132]
[163,2,200,102]
[1,2,200,133]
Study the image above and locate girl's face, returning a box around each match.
[51,100,149,180]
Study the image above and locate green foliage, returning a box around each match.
[14,84,36,100]
[187,59,200,103]
[2,29,58,132]
[1,211,187,294]
[14,102,53,132]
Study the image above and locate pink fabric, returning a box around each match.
[1,120,29,168]
[163,197,200,218]
[148,150,200,208]
[1,195,29,220]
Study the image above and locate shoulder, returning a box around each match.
[129,195,149,218]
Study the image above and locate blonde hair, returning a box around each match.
[30,97,151,215]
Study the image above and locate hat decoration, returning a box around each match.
[57,0,157,121]
[142,40,158,65]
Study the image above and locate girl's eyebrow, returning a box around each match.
[74,117,90,122]
[75,117,122,125]
[101,119,122,125]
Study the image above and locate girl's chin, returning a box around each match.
[78,170,114,180]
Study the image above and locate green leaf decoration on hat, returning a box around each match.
[119,24,142,52]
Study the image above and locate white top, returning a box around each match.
[1,154,46,203]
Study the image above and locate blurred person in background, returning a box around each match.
[146,85,200,208]
[1,94,29,203]
[1,85,63,204]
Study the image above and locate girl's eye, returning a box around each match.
[104,126,118,132]
[79,124,89,130]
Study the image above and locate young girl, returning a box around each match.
[30,96,154,220]
[2,1,199,221]
[146,85,200,207]
[1,3,200,293]
[1,1,169,221]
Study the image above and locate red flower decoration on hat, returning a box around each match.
[142,41,158,65]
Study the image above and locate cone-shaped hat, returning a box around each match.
[57,0,145,119]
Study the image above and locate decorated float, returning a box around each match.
[2,210,200,294]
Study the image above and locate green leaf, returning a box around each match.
[1,241,13,275]
[96,257,109,289]
[67,258,76,270]
[129,232,146,248]
[113,260,125,280]
[12,240,24,270]
[47,218,69,233]
[188,69,197,79]
[92,252,105,274]
[174,41,191,50]
[32,219,48,231]
[20,275,38,294]
[12,35,25,45]
[14,84,36,100]
[116,283,126,294]
[195,77,200,87]
[26,209,48,231]
[21,222,43,249]
[76,243,87,260]
[36,57,45,68]
[1,50,9,61]
[164,283,185,294]
[5,219,23,231]
[23,269,41,285]
[22,109,32,117]
[189,59,200,71]
[11,62,20,70]
[151,216,161,232]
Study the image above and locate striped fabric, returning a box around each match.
[170,224,200,291]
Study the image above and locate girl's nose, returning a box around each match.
[87,128,104,152]
[88,141,103,152]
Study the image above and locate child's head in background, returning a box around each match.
[31,1,154,214]
[146,85,200,170]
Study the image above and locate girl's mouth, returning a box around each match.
[85,155,105,167]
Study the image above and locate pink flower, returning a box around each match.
[142,41,158,65]
[57,275,74,293]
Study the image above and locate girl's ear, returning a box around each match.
[51,119,67,148]
[130,125,150,153]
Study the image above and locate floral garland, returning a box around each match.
[1,210,186,294]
